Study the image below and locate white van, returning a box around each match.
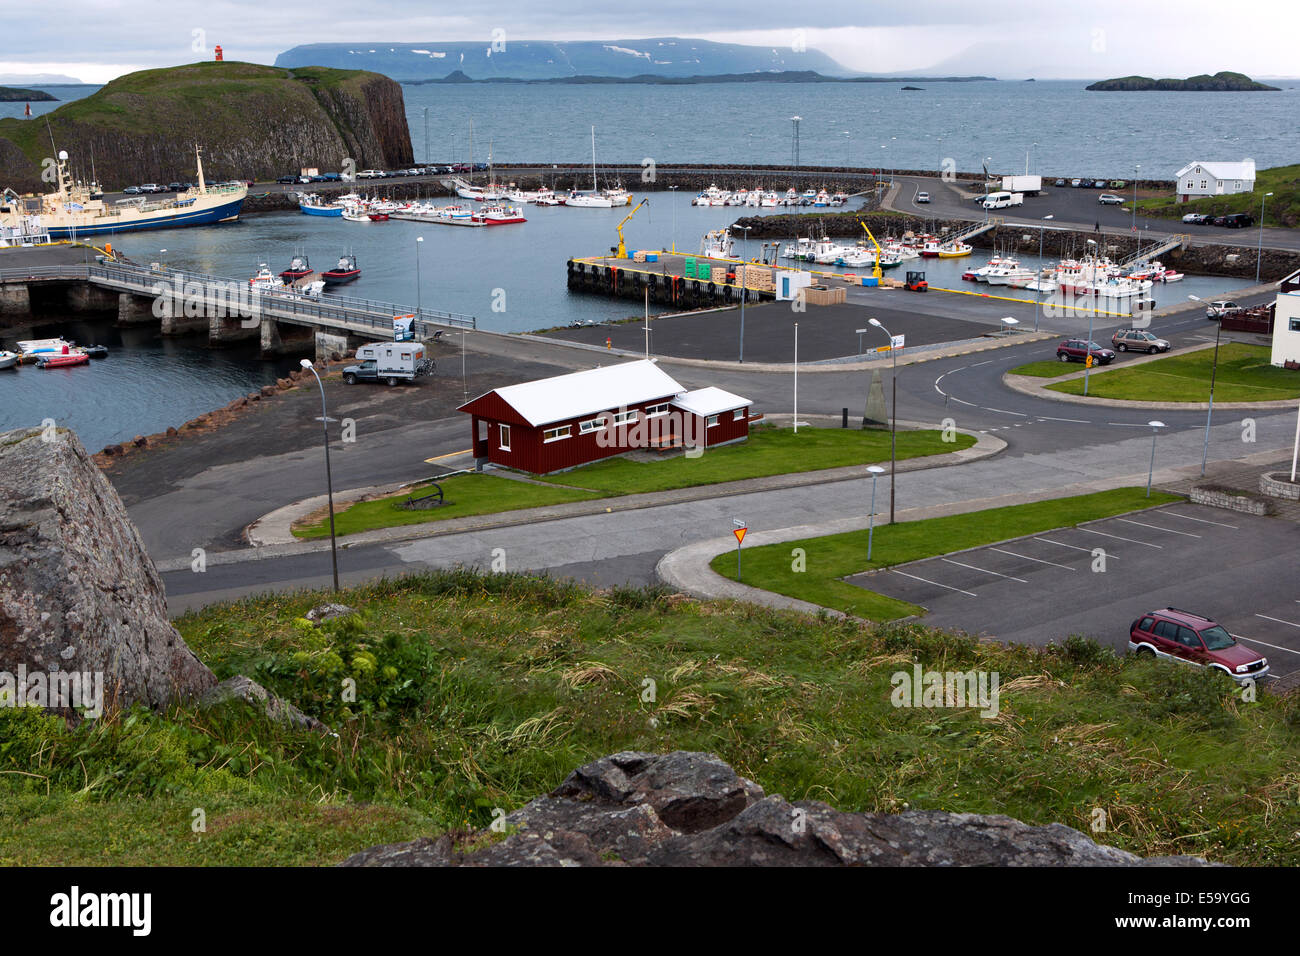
[982,191,1024,210]
[344,342,433,385]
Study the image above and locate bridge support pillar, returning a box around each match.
[116,292,158,327]
[208,311,259,347]
[315,330,357,364]
[0,283,31,316]
[67,282,118,313]
[259,318,313,358]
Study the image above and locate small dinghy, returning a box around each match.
[80,344,109,359]
[0,350,18,370]
[36,352,90,369]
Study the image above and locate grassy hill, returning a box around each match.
[0,61,411,190]
[0,85,56,102]
[1087,71,1279,91]
[1,569,1298,866]
[1138,164,1300,228]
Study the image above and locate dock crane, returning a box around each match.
[859,220,885,280]
[615,197,649,259]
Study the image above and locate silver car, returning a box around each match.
[1111,329,1170,353]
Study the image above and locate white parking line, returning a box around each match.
[1256,614,1300,629]
[1160,511,1238,530]
[941,558,1028,583]
[1232,634,1300,657]
[988,547,1076,570]
[892,569,977,597]
[984,406,1029,417]
[1077,527,1163,548]
[1034,536,1121,558]
[1114,517,1201,538]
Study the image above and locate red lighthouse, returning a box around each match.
[214,45,224,61]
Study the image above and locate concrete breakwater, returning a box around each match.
[731,211,1300,281]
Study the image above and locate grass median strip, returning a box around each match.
[1046,344,1299,403]
[1008,360,1077,378]
[710,487,1182,620]
[297,426,975,538]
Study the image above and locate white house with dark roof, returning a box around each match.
[1174,160,1256,202]
[1270,268,1300,368]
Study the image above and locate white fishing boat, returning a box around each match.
[700,228,735,259]
[248,264,283,292]
[781,237,816,260]
[811,239,848,264]
[0,350,17,370]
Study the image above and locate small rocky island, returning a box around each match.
[1087,71,1278,91]
[0,85,57,101]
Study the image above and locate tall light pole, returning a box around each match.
[738,224,751,363]
[415,235,424,312]
[1036,214,1054,332]
[668,185,678,253]
[1256,191,1273,282]
[1083,238,1098,395]
[423,107,429,166]
[300,358,340,593]
[1146,420,1166,498]
[1186,294,1224,477]
[866,465,885,560]
[1131,164,1140,234]
[868,317,898,523]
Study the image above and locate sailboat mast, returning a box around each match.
[468,119,474,185]
[591,125,597,193]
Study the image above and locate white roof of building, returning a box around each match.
[1174,159,1256,181]
[672,386,751,417]
[489,359,684,427]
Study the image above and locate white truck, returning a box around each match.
[1001,175,1042,194]
[982,191,1024,210]
[343,342,435,386]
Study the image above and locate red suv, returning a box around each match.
[1129,608,1268,683]
[1056,339,1115,365]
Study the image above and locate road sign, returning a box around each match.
[733,518,746,528]
[891,333,905,350]
[733,527,746,544]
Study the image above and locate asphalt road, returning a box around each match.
[847,502,1300,679]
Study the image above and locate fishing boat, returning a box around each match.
[780,237,815,260]
[280,256,314,281]
[0,350,18,370]
[367,212,390,222]
[473,204,527,225]
[299,195,344,217]
[700,228,735,259]
[36,352,90,369]
[0,145,245,239]
[248,264,283,292]
[602,185,633,206]
[321,254,360,284]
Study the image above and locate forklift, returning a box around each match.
[904,270,928,292]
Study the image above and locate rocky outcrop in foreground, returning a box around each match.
[342,751,1209,866]
[0,426,216,710]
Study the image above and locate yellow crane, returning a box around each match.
[859,220,884,280]
[615,197,649,258]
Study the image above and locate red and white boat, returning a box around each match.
[473,204,527,225]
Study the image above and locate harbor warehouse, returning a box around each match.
[458,360,752,474]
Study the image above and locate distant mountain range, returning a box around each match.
[0,73,83,85]
[411,68,994,86]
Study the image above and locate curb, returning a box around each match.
[157,426,1006,570]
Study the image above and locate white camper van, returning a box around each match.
[982,191,1024,210]
[344,342,434,386]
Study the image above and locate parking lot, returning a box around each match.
[847,503,1300,680]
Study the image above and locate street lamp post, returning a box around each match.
[1185,293,1223,476]
[738,225,751,363]
[866,465,885,560]
[300,359,340,592]
[1257,191,1274,282]
[1036,215,1054,332]
[1131,164,1140,234]
[868,317,898,523]
[415,235,424,312]
[668,185,678,253]
[1146,420,1166,498]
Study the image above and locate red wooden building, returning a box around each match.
[458,360,753,474]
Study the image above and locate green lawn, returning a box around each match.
[1009,360,1073,378]
[1047,343,1300,403]
[300,426,975,538]
[711,487,1181,620]
[535,425,975,495]
[293,473,599,539]
[3,567,1297,866]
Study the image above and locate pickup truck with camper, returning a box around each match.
[343,342,435,386]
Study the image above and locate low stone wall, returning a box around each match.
[1260,471,1300,501]
[1189,485,1270,515]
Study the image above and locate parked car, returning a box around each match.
[167,182,184,192]
[1182,212,1212,224]
[356,169,384,179]
[1055,178,1066,187]
[1070,178,1083,187]
[1215,212,1253,228]
[1111,329,1171,353]
[1129,608,1268,684]
[915,191,930,203]
[277,175,299,184]
[122,185,142,194]
[1110,180,1126,189]
[140,183,166,194]
[1056,338,1115,364]
[1092,179,1107,188]
[1205,300,1241,319]
[1098,193,1124,205]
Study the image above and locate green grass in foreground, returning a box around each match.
[1009,360,1074,378]
[711,487,1180,620]
[534,425,974,495]
[2,568,1297,866]
[293,473,598,539]
[301,426,974,538]
[1047,343,1300,403]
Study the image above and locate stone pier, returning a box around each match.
[0,283,31,316]
[66,282,118,313]
[259,318,314,358]
[208,312,259,347]
[117,292,158,327]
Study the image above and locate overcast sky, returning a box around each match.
[2,0,1293,84]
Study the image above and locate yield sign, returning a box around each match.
[733,527,747,545]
